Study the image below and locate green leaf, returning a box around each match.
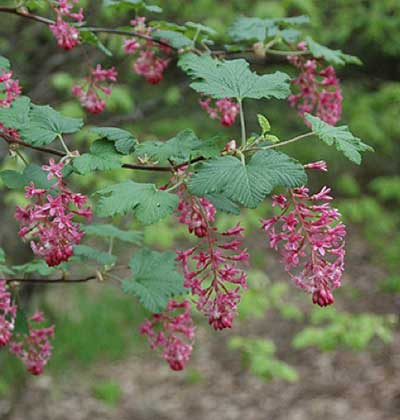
[122,249,186,312]
[90,126,137,154]
[13,260,58,276]
[73,245,117,266]
[103,0,162,12]
[80,30,113,56]
[82,224,143,245]
[0,96,31,130]
[153,30,193,49]
[305,114,373,164]
[179,53,290,100]
[188,150,307,208]
[0,170,26,189]
[206,193,241,215]
[0,55,10,71]
[0,248,5,265]
[306,37,362,66]
[19,104,83,146]
[136,129,222,164]
[96,181,179,225]
[228,16,309,42]
[73,140,123,175]
[185,22,216,35]
[257,114,271,135]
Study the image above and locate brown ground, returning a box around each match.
[2,236,400,420]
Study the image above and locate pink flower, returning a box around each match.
[15,159,92,266]
[72,64,117,114]
[199,97,240,127]
[288,43,342,126]
[10,311,55,375]
[122,17,171,84]
[261,186,346,307]
[176,187,248,329]
[49,1,84,50]
[304,160,328,172]
[140,299,195,371]
[0,279,17,347]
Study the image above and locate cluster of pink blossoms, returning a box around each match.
[0,279,17,346]
[288,42,343,126]
[10,312,55,375]
[123,17,171,84]
[140,299,195,371]
[0,64,21,140]
[72,64,117,114]
[261,165,346,307]
[176,189,248,330]
[49,0,84,50]
[0,68,21,108]
[15,159,92,267]
[199,97,240,127]
[0,280,54,375]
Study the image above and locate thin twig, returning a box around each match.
[5,276,97,284]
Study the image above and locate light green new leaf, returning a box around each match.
[305,114,373,164]
[306,37,362,66]
[122,249,186,312]
[90,126,137,154]
[188,150,306,208]
[96,180,179,224]
[136,129,222,163]
[20,104,83,146]
[179,53,290,100]
[73,140,123,175]
[73,244,117,266]
[82,224,143,245]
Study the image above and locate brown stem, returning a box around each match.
[5,276,97,284]
[0,131,206,172]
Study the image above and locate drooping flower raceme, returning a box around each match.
[199,97,240,127]
[140,299,195,371]
[15,159,92,266]
[261,179,346,307]
[0,279,17,347]
[72,64,117,114]
[123,17,171,84]
[176,189,248,330]
[10,311,55,375]
[288,42,342,126]
[0,68,21,108]
[49,0,84,50]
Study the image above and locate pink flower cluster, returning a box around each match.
[199,97,240,127]
[140,299,195,371]
[176,191,248,330]
[10,311,55,375]
[49,0,84,50]
[261,180,346,307]
[0,279,54,375]
[15,159,92,267]
[72,64,117,114]
[123,17,171,84]
[0,68,21,108]
[0,279,16,346]
[288,42,342,126]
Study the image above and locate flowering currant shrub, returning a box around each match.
[0,2,373,374]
